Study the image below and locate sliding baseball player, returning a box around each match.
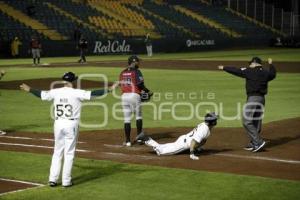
[144,112,218,160]
[20,72,117,187]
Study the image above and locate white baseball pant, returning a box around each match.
[146,45,152,57]
[49,119,79,186]
[149,135,189,155]
[121,93,142,123]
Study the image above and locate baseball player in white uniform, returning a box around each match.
[20,72,117,187]
[143,113,218,160]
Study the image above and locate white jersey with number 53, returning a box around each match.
[41,87,91,120]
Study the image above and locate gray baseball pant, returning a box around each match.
[242,95,265,146]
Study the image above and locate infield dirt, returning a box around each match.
[1,118,299,181]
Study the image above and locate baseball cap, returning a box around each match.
[62,72,78,82]
[128,55,140,65]
[249,57,262,65]
[204,112,218,122]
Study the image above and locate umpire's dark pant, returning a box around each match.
[79,49,86,62]
[242,96,265,146]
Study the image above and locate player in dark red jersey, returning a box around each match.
[119,55,151,146]
[30,36,42,66]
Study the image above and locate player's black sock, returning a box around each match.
[124,123,131,142]
[136,119,143,135]
[33,58,36,64]
[37,58,40,64]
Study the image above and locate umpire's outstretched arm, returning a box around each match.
[223,66,246,78]
[218,64,246,78]
[267,59,276,81]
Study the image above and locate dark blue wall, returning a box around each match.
[0,37,273,58]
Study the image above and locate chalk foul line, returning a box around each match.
[0,178,45,196]
[103,152,156,160]
[0,178,44,186]
[103,151,300,164]
[1,141,299,164]
[0,135,85,144]
[215,153,300,164]
[0,142,91,153]
[103,144,144,150]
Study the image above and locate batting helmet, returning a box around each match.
[204,112,218,126]
[128,55,140,65]
[249,57,262,65]
[62,72,78,82]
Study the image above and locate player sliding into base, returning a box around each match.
[140,112,218,160]
[20,72,118,188]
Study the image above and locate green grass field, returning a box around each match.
[1,49,300,199]
[1,63,300,132]
[1,151,300,200]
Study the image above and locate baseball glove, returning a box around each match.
[140,91,153,102]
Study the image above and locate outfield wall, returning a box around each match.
[0,37,272,58]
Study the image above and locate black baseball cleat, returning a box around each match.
[136,140,144,145]
[252,141,266,152]
[195,146,204,153]
[48,181,58,187]
[135,132,150,144]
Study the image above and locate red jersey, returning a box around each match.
[30,39,41,49]
[119,68,144,94]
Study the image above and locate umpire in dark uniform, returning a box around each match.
[218,57,276,152]
[78,35,88,63]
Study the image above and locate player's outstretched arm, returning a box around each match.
[20,83,31,92]
[20,83,41,98]
[90,81,119,98]
[189,139,200,160]
[110,81,120,91]
[218,65,224,70]
[90,89,108,98]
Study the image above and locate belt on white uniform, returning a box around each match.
[55,117,78,121]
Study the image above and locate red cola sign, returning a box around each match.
[93,40,131,54]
